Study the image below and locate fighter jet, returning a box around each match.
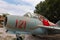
[4,15,60,36]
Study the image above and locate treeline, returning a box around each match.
[34,0,60,23]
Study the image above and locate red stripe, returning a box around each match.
[16,20,26,29]
[16,19,18,27]
[18,20,23,28]
[24,21,26,29]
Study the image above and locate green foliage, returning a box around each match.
[34,0,60,23]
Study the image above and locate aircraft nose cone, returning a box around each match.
[4,17,7,26]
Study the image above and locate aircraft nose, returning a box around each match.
[4,17,7,26]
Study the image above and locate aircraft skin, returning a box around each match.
[4,15,48,35]
[4,15,60,35]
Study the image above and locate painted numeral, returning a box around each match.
[16,20,26,29]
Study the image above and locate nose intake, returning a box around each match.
[4,17,7,26]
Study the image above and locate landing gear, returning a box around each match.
[16,36,23,40]
[32,34,36,37]
[16,34,23,40]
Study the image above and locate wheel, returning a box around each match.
[16,37,23,40]
[32,34,36,37]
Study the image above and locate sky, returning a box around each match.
[0,0,44,16]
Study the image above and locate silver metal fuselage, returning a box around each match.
[5,15,47,35]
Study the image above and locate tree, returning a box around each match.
[34,0,60,23]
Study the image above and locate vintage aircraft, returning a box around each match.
[3,15,60,36]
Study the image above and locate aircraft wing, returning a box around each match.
[37,25,60,30]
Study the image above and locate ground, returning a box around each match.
[0,28,60,40]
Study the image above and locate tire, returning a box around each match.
[16,37,23,40]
